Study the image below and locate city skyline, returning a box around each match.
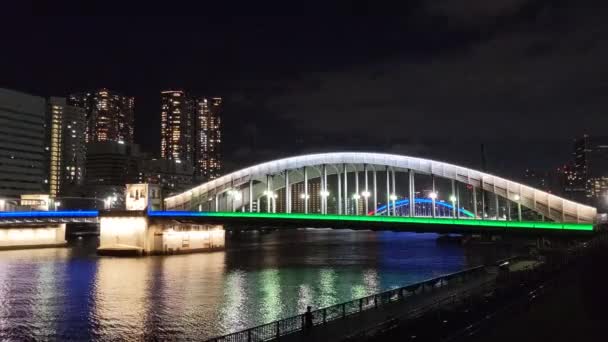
[4,3,608,177]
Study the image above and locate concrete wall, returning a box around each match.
[148,222,224,254]
[0,224,66,248]
[99,216,147,250]
[99,215,225,255]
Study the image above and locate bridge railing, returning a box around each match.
[206,258,519,342]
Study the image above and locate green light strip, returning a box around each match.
[167,211,594,231]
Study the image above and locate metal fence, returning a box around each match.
[205,259,514,342]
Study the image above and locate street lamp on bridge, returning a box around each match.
[361,190,371,215]
[513,194,522,221]
[450,195,457,218]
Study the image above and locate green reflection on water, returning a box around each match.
[317,268,338,308]
[259,269,282,322]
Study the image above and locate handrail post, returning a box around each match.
[323,308,327,324]
[276,321,280,339]
[359,298,363,312]
[342,303,346,318]
[248,329,252,342]
[374,295,378,308]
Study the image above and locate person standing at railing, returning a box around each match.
[304,306,314,334]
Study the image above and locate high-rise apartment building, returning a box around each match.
[68,88,134,144]
[194,97,222,181]
[160,91,193,163]
[159,91,222,182]
[46,97,86,197]
[572,135,608,203]
[0,88,47,197]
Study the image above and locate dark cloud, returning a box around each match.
[2,2,607,179]
[244,0,608,175]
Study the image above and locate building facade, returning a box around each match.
[84,141,141,209]
[159,91,222,183]
[572,135,608,206]
[68,88,134,144]
[0,89,47,197]
[137,158,194,195]
[160,91,193,163]
[46,97,86,197]
[194,97,222,181]
[279,180,321,213]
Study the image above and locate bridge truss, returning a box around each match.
[165,153,596,223]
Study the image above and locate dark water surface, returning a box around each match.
[0,229,509,340]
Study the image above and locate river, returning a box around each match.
[0,229,511,340]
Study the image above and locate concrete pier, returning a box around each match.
[98,212,225,256]
[0,224,67,250]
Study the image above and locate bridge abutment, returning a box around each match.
[0,224,67,250]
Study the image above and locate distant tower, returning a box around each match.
[68,88,134,144]
[160,90,193,163]
[194,97,222,181]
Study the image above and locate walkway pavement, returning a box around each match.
[276,272,497,342]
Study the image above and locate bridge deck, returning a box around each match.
[272,273,496,342]
[148,211,594,235]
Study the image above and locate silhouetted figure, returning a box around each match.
[304,306,314,334]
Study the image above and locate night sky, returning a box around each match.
[3,1,608,179]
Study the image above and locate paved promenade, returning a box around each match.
[277,272,496,342]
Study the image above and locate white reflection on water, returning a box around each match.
[0,260,9,335]
[31,260,61,338]
[259,268,283,322]
[317,268,338,308]
[362,268,380,294]
[218,269,247,333]
[297,284,312,313]
[92,257,151,340]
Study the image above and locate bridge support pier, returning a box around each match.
[451,179,457,218]
[472,186,478,218]
[343,164,348,215]
[98,213,225,256]
[391,168,396,216]
[304,167,309,214]
[354,168,359,215]
[385,166,390,216]
[337,166,342,215]
[249,179,253,212]
[285,171,290,214]
[373,168,377,215]
[364,164,369,215]
[431,175,436,218]
[408,169,415,217]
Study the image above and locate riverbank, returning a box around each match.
[464,237,608,342]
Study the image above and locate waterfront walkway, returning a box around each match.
[277,272,496,342]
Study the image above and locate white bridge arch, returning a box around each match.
[165,152,596,223]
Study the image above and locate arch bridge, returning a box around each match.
[164,153,596,227]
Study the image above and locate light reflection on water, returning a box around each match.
[0,229,506,340]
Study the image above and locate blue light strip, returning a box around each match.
[0,210,99,218]
[373,198,474,217]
